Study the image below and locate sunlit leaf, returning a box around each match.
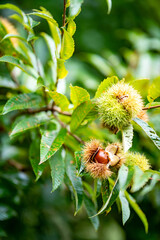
[133,117,160,150]
[95,76,119,98]
[61,29,74,60]
[57,59,68,79]
[2,93,45,115]
[147,77,160,102]
[122,124,133,152]
[67,19,76,36]
[70,100,94,132]
[70,85,90,108]
[48,91,70,111]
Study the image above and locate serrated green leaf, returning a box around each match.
[84,194,99,231]
[29,138,46,181]
[70,85,90,108]
[69,0,83,17]
[61,29,74,60]
[3,93,45,115]
[75,151,84,174]
[10,113,50,138]
[92,177,119,217]
[67,19,76,36]
[139,174,160,197]
[131,166,152,193]
[119,190,130,225]
[57,59,68,79]
[133,117,160,150]
[0,56,38,79]
[106,0,112,14]
[66,154,83,214]
[101,179,110,204]
[49,148,65,192]
[70,101,94,132]
[48,91,70,111]
[147,77,160,103]
[40,127,67,164]
[122,124,133,152]
[95,76,119,98]
[125,191,148,233]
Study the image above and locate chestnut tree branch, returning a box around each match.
[142,105,160,110]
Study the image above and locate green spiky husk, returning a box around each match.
[97,82,143,130]
[97,93,131,130]
[125,152,151,171]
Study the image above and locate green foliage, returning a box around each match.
[10,112,50,138]
[70,85,90,108]
[95,76,118,98]
[0,1,160,238]
[40,127,67,164]
[133,117,160,150]
[122,124,134,152]
[49,148,65,192]
[70,100,94,132]
[3,93,45,114]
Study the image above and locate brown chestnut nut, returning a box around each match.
[94,149,109,164]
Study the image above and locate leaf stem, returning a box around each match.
[142,105,160,110]
[26,106,71,116]
[62,0,67,28]
[53,113,84,144]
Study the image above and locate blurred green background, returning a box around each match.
[0,0,160,239]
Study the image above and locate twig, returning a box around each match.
[53,113,84,144]
[8,160,30,171]
[55,0,67,88]
[23,106,71,116]
[142,105,160,110]
[62,0,67,28]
